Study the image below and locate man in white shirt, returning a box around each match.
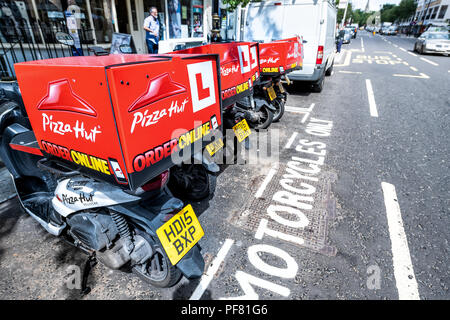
[143,7,160,53]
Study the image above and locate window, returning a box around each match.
[438,5,448,19]
[431,6,438,19]
[167,0,203,39]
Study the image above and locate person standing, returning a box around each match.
[336,27,345,53]
[143,7,160,54]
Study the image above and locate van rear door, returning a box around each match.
[242,2,285,42]
[281,1,321,77]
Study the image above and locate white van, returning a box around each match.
[241,0,337,92]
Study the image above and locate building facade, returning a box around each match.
[412,0,449,32]
[0,0,214,51]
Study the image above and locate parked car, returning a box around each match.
[242,0,337,93]
[343,29,352,44]
[385,26,398,36]
[345,26,356,39]
[414,32,450,55]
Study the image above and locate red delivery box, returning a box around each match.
[259,37,303,76]
[172,42,260,107]
[14,54,222,190]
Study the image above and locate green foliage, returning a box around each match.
[380,0,417,23]
[222,0,252,11]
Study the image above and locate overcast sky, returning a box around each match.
[350,0,402,11]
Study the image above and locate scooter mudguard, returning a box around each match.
[254,96,276,112]
[176,244,205,279]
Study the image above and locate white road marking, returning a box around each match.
[255,165,278,198]
[285,103,315,123]
[394,44,398,47]
[392,54,398,58]
[338,70,362,74]
[420,57,438,66]
[284,132,298,149]
[361,37,365,52]
[393,73,429,79]
[190,239,235,300]
[335,50,352,67]
[365,79,378,117]
[402,61,409,66]
[399,47,407,52]
[381,182,420,300]
[407,51,417,57]
[410,66,418,72]
[374,51,392,54]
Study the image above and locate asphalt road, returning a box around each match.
[0,32,449,300]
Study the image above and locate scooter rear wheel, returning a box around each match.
[132,244,182,288]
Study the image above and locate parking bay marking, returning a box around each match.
[190,238,235,300]
[255,164,279,198]
[381,182,420,300]
[285,132,299,149]
[365,79,379,117]
[285,103,315,124]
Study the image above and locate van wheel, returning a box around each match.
[312,73,325,93]
[325,61,334,76]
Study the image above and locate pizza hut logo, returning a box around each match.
[187,61,217,113]
[37,79,97,117]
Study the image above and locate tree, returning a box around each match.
[222,0,252,11]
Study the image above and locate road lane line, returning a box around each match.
[361,37,365,52]
[365,79,378,117]
[381,182,420,300]
[407,51,417,57]
[393,73,429,79]
[284,132,298,149]
[420,57,438,66]
[338,70,362,74]
[255,165,278,198]
[410,66,418,72]
[399,47,407,52]
[190,239,235,300]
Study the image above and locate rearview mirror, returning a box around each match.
[55,32,74,46]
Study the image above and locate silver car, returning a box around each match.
[343,29,352,44]
[414,32,450,55]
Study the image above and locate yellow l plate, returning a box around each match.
[278,82,285,94]
[233,119,252,143]
[156,204,204,266]
[206,138,224,156]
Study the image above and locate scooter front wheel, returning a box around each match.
[250,106,273,130]
[271,98,285,122]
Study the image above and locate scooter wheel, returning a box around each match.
[132,244,182,288]
[252,106,273,130]
[168,164,216,201]
[272,98,285,123]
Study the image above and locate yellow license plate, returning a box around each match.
[205,137,224,156]
[233,119,251,142]
[267,85,277,101]
[285,75,291,85]
[278,82,285,94]
[156,204,204,265]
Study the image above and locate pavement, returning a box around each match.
[0,32,449,300]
